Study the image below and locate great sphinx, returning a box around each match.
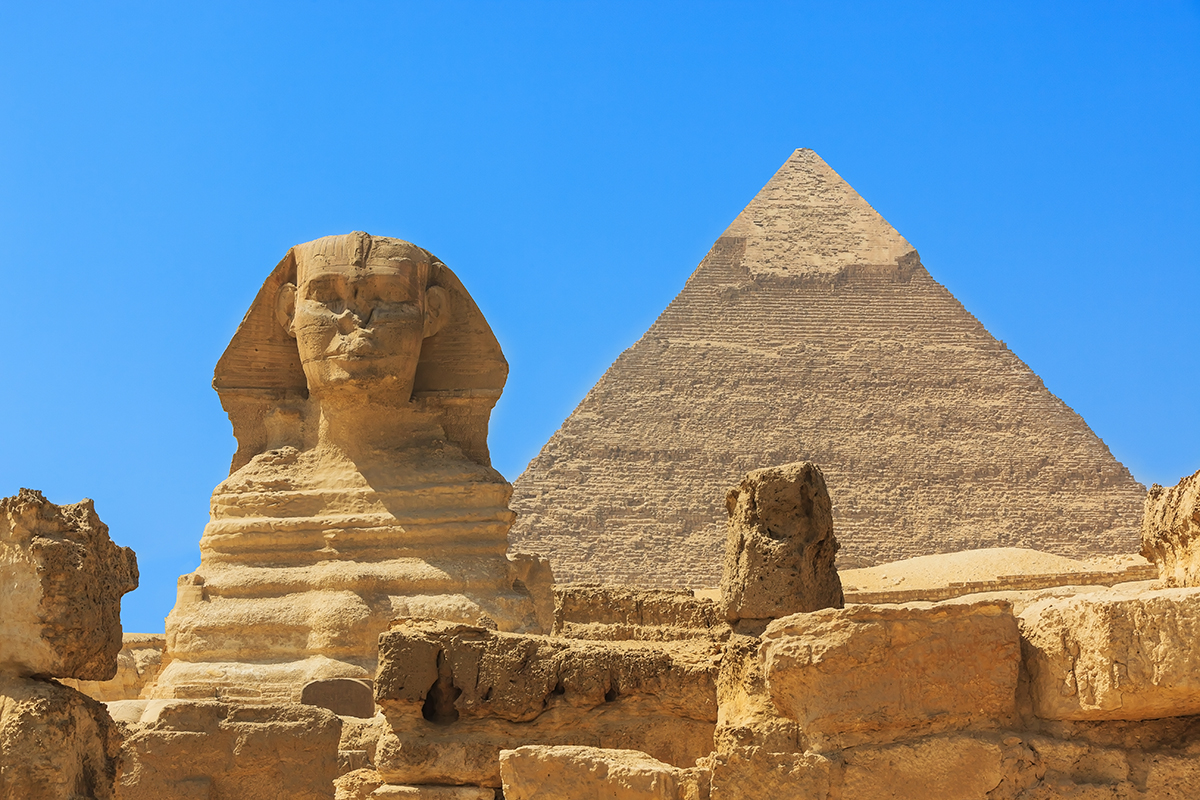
[156,232,547,701]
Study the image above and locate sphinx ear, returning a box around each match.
[424,285,449,338]
[276,283,297,337]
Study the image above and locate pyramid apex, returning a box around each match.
[721,150,916,278]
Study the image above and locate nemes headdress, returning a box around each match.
[213,232,508,472]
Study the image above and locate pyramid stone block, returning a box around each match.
[509,149,1144,587]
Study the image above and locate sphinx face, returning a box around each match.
[290,248,430,401]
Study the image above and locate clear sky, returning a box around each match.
[1,2,1197,633]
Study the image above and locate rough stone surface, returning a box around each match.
[708,749,831,800]
[1142,468,1200,587]
[509,149,1145,587]
[376,620,719,724]
[0,489,135,800]
[302,678,376,718]
[719,462,843,621]
[1020,585,1200,721]
[0,675,122,800]
[62,634,165,702]
[333,768,383,800]
[840,734,1006,799]
[158,233,543,702]
[554,586,728,641]
[761,599,1020,750]
[373,620,719,787]
[0,489,138,680]
[499,746,710,800]
[369,786,493,799]
[114,699,342,799]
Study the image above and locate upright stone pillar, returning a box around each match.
[719,462,843,623]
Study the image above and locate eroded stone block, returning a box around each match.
[369,786,493,799]
[840,735,1005,800]
[375,708,715,789]
[376,620,720,724]
[0,676,121,800]
[116,700,342,799]
[553,586,727,642]
[761,599,1020,750]
[719,462,843,622]
[708,748,830,800]
[1142,468,1200,587]
[1020,586,1200,720]
[499,745,710,800]
[303,678,376,718]
[0,489,137,680]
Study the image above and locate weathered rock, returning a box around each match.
[499,746,710,800]
[375,709,716,789]
[333,768,383,800]
[62,633,165,702]
[719,462,843,622]
[158,233,547,701]
[0,489,136,800]
[376,620,720,724]
[840,734,1007,800]
[369,786,493,799]
[0,489,138,679]
[115,700,342,799]
[708,748,831,800]
[554,586,728,642]
[0,675,121,800]
[373,620,719,787]
[761,599,1020,750]
[302,678,376,718]
[1020,585,1200,720]
[1142,468,1200,587]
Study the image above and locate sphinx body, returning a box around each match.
[156,233,543,701]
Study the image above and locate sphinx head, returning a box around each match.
[214,232,508,471]
[275,234,449,404]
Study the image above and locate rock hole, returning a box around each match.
[421,650,461,725]
[604,685,619,702]
[552,681,565,696]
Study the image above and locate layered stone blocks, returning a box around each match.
[112,700,342,800]
[372,619,720,790]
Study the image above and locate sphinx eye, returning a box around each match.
[304,278,343,304]
[363,275,416,304]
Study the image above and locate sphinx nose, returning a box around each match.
[335,309,359,334]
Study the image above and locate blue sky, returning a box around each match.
[1,2,1197,633]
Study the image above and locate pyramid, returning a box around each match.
[508,149,1146,587]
